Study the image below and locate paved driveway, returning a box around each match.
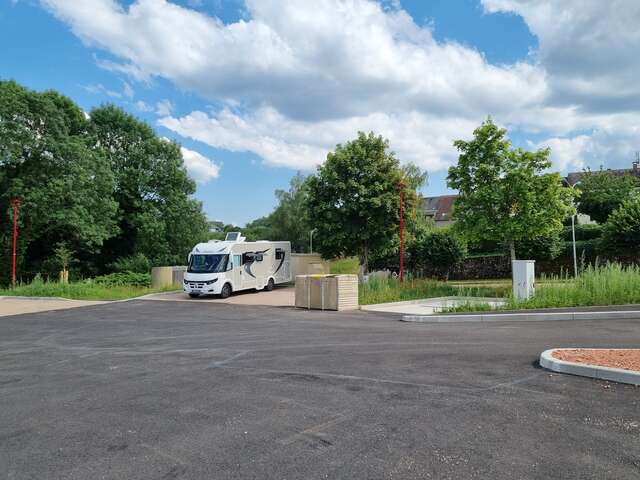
[0,296,107,317]
[1,301,640,479]
[142,286,295,306]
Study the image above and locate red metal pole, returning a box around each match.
[399,187,404,284]
[11,199,20,289]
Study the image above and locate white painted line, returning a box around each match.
[540,348,640,386]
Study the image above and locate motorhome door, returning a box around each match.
[241,252,257,290]
[231,253,242,289]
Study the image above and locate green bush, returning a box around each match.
[109,254,151,274]
[561,223,603,241]
[602,195,640,252]
[561,239,600,258]
[91,272,151,287]
[409,229,467,279]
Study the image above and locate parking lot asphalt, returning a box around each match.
[1,301,640,479]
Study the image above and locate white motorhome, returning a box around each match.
[183,232,291,298]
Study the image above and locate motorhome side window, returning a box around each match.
[275,248,284,260]
[242,252,254,264]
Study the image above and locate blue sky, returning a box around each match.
[2,1,639,225]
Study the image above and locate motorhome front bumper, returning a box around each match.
[183,277,219,294]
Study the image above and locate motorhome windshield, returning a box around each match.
[188,254,228,273]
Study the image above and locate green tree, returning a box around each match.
[447,118,574,262]
[88,105,208,266]
[602,194,640,252]
[514,232,564,261]
[0,80,118,282]
[576,169,639,223]
[306,132,426,273]
[269,173,310,252]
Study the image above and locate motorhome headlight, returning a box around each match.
[183,278,188,284]
[205,278,218,285]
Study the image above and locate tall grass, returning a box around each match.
[0,276,178,301]
[359,276,508,305]
[329,257,360,275]
[508,263,640,309]
[443,263,640,312]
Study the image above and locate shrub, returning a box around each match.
[560,239,600,258]
[109,253,151,274]
[90,272,151,287]
[561,223,603,241]
[410,229,467,279]
[602,195,640,252]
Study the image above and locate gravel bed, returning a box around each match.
[552,348,640,372]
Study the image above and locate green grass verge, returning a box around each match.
[0,279,179,301]
[359,276,509,305]
[443,263,640,312]
[329,257,360,275]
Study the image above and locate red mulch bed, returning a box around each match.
[552,349,640,372]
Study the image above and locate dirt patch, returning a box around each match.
[552,349,640,372]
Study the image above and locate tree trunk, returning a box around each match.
[509,240,516,263]
[359,241,369,282]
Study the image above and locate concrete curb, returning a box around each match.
[540,348,640,386]
[402,310,640,323]
[0,295,97,302]
[360,296,502,311]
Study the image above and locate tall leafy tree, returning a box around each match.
[242,173,310,251]
[602,194,640,252]
[0,80,118,281]
[447,118,574,261]
[88,105,207,266]
[306,132,426,272]
[576,169,639,223]
[269,173,310,252]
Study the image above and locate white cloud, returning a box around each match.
[160,107,474,171]
[135,100,154,112]
[122,80,134,99]
[155,99,173,116]
[530,135,591,172]
[46,0,640,174]
[180,146,220,183]
[83,82,122,98]
[482,0,640,113]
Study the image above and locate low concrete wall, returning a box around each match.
[291,254,329,278]
[151,266,187,289]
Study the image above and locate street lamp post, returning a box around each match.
[10,198,21,289]
[398,181,406,284]
[570,208,578,278]
[567,182,578,278]
[309,228,317,254]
